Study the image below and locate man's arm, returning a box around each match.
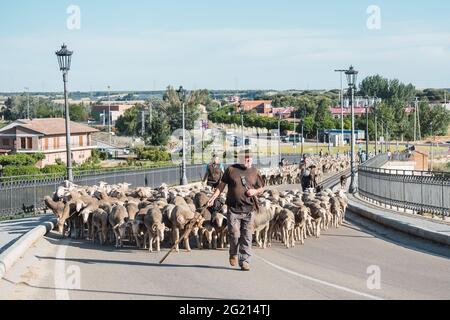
[207,181,226,207]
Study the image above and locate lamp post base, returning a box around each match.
[181,176,188,186]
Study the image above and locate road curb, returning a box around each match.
[0,219,56,280]
[348,196,450,246]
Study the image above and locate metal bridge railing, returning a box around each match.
[0,154,303,216]
[358,154,450,218]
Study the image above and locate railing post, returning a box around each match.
[403,170,406,212]
[442,175,445,220]
[420,171,423,215]
[389,169,392,209]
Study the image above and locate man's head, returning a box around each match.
[238,149,253,169]
[212,155,220,165]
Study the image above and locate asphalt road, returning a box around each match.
[1,207,449,300]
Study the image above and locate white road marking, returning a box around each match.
[255,254,384,300]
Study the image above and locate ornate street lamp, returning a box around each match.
[345,65,358,194]
[55,44,74,182]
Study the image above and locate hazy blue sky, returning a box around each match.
[1,0,449,92]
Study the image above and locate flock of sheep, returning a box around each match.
[43,155,350,253]
[260,155,351,186]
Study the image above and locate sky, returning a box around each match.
[0,0,449,92]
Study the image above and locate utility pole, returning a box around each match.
[278,112,282,163]
[430,121,434,172]
[414,97,418,142]
[141,109,145,136]
[108,86,111,146]
[335,69,347,146]
[417,99,422,141]
[293,113,297,152]
[25,87,30,119]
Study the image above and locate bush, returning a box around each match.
[41,164,66,175]
[31,153,45,162]
[91,149,109,162]
[2,165,40,177]
[0,154,37,167]
[134,147,171,162]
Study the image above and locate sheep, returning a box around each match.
[168,205,196,252]
[211,211,227,249]
[279,208,296,248]
[44,196,65,219]
[143,206,167,252]
[91,208,109,245]
[198,208,215,249]
[253,202,275,249]
[108,204,129,248]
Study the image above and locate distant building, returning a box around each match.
[272,107,295,119]
[52,98,92,106]
[238,100,272,113]
[227,96,241,104]
[319,129,365,144]
[0,118,98,167]
[91,103,135,125]
[330,105,414,119]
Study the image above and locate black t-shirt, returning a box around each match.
[221,164,265,213]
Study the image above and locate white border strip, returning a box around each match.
[255,255,384,300]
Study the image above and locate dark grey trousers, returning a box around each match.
[227,209,255,265]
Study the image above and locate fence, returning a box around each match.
[358,154,450,217]
[0,154,302,216]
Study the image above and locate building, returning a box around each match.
[52,98,93,106]
[330,107,370,119]
[238,100,272,113]
[319,129,365,145]
[91,103,135,125]
[0,118,98,167]
[330,105,414,119]
[272,107,295,119]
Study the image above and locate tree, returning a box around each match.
[69,104,89,122]
[163,86,201,132]
[116,106,139,136]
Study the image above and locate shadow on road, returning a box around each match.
[345,212,450,260]
[35,255,233,271]
[1,278,227,300]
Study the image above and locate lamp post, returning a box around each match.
[365,95,369,158]
[177,86,188,185]
[374,97,378,155]
[430,121,434,172]
[108,85,111,146]
[335,69,347,146]
[345,65,358,194]
[277,111,282,163]
[55,44,74,182]
[301,109,305,157]
[240,105,245,149]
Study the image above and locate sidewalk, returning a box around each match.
[0,215,53,254]
[349,195,450,246]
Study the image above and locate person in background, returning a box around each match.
[202,155,225,190]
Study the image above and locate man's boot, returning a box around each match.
[241,262,250,271]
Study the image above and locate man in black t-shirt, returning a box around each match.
[207,149,265,271]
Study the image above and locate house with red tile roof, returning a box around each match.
[0,118,98,167]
